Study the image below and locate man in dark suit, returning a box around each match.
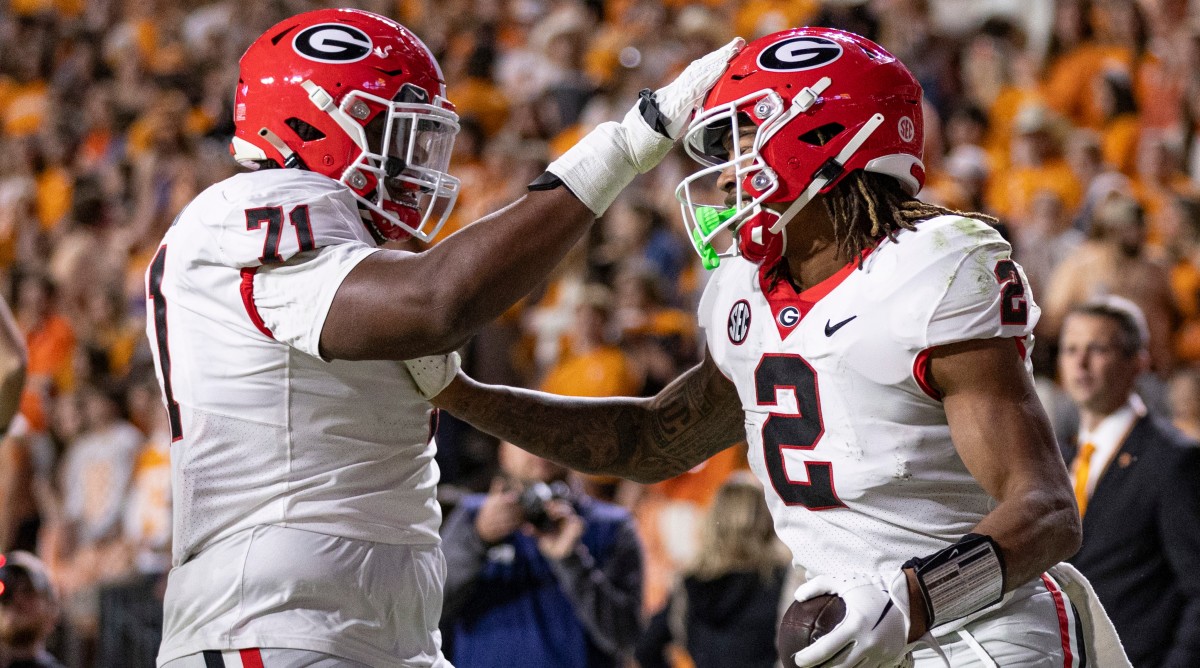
[1059,296,1200,667]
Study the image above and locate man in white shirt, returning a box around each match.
[1059,296,1200,667]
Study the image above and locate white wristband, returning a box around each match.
[545,104,672,217]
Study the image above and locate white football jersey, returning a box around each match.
[699,215,1038,581]
[146,169,445,665]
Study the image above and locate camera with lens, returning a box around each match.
[518,480,572,532]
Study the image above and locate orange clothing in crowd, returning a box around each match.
[1101,114,1140,177]
[987,158,1081,223]
[1132,176,1197,248]
[35,166,72,231]
[733,0,819,40]
[1042,43,1133,130]
[9,0,83,17]
[20,313,75,431]
[540,345,640,398]
[1171,259,1200,363]
[450,77,510,138]
[2,80,48,137]
[983,86,1042,167]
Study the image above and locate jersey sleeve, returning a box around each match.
[887,216,1040,351]
[251,244,382,359]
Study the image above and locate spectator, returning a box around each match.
[988,102,1081,224]
[0,550,65,668]
[441,441,642,668]
[1167,365,1200,440]
[539,283,640,399]
[634,472,789,668]
[14,273,73,434]
[1043,195,1178,378]
[1058,297,1200,667]
[1095,67,1140,176]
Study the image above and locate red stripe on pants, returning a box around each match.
[1042,574,1074,668]
[239,649,265,668]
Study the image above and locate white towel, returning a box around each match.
[1046,563,1132,667]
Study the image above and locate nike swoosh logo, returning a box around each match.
[872,598,895,630]
[824,315,857,336]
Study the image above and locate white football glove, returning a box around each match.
[547,37,744,216]
[403,351,461,400]
[791,571,916,668]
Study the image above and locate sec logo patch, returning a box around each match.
[728,300,751,345]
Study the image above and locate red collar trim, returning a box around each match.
[757,248,872,339]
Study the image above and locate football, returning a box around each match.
[776,594,846,662]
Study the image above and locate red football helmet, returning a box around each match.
[232,8,460,243]
[676,27,925,267]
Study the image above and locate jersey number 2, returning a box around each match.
[755,354,844,509]
[994,259,1028,325]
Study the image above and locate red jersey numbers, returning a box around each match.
[245,205,316,264]
[994,259,1028,326]
[754,354,845,510]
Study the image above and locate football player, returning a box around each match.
[147,8,740,668]
[412,28,1131,667]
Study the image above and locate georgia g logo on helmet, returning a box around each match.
[293,23,373,63]
[757,36,843,72]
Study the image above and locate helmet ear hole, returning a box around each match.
[285,118,326,142]
[798,123,845,147]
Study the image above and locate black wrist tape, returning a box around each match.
[527,171,566,192]
[637,88,671,137]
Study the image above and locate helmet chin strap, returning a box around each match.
[766,112,886,235]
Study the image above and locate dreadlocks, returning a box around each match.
[821,170,999,264]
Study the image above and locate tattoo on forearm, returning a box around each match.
[447,359,744,482]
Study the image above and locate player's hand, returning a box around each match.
[404,351,461,400]
[475,477,523,544]
[790,572,915,668]
[533,499,585,560]
[545,37,743,216]
[643,37,746,141]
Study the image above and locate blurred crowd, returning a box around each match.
[1,0,1199,666]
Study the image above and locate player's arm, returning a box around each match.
[321,189,589,359]
[320,40,742,361]
[904,336,1082,637]
[428,349,745,484]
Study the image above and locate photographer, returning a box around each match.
[441,442,643,668]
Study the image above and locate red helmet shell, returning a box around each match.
[232,9,461,242]
[234,8,449,181]
[704,27,925,202]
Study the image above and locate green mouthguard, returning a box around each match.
[691,207,737,270]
